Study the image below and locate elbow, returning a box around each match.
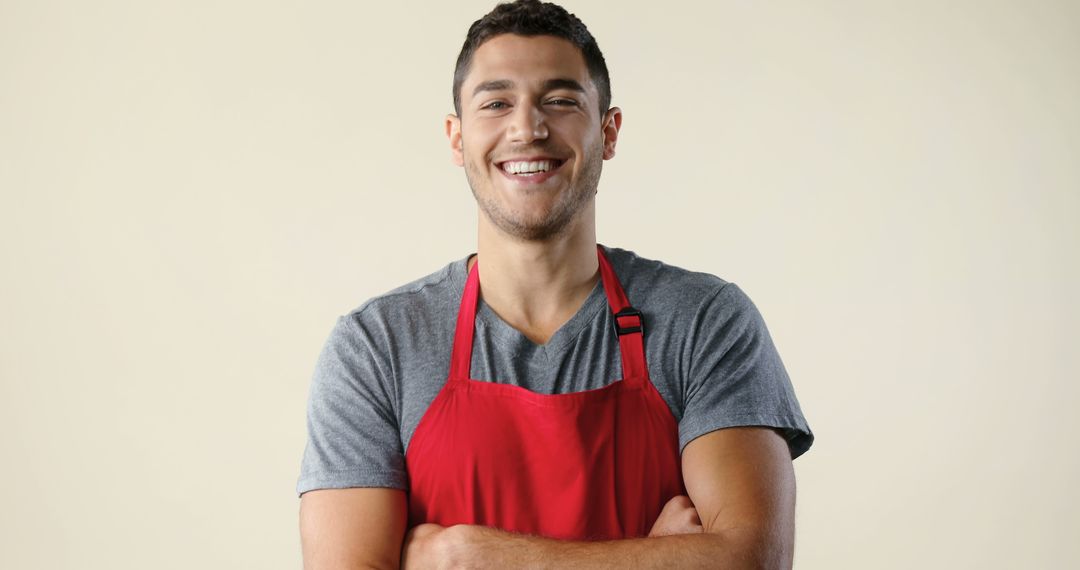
[713,526,794,570]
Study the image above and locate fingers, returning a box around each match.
[402,523,445,570]
[409,523,442,540]
[649,494,704,537]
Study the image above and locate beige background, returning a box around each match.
[2,0,1077,568]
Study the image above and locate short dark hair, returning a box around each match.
[452,0,611,117]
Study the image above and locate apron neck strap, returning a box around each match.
[596,244,648,380]
[449,256,482,380]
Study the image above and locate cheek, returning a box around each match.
[556,122,600,151]
[462,122,502,152]
[464,141,497,168]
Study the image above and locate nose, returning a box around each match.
[506,102,548,144]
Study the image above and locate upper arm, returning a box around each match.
[297,315,409,568]
[299,487,408,570]
[681,426,796,567]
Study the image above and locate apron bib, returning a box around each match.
[405,245,684,540]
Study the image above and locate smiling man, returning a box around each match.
[457,34,607,245]
[297,1,814,568]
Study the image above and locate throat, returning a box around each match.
[482,279,599,347]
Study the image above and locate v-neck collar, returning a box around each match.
[451,251,610,357]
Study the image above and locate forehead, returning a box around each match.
[464,34,595,95]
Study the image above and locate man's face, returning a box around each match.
[447,34,621,242]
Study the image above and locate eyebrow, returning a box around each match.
[471,78,587,99]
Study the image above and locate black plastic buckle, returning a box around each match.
[613,307,644,336]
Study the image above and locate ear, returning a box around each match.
[445,113,464,167]
[601,106,622,160]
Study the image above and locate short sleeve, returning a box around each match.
[296,314,407,496]
[679,283,814,460]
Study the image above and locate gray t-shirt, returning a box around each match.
[296,244,813,496]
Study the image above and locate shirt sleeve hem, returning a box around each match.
[679,413,815,460]
[296,468,408,497]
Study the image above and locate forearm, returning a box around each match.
[441,524,774,570]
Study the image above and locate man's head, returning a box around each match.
[447,1,621,243]
[452,0,612,118]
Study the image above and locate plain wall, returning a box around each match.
[1,0,1077,568]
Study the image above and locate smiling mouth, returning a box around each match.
[497,158,567,176]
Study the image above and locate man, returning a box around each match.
[297,1,814,568]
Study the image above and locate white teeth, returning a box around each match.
[503,160,557,175]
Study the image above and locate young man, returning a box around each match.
[297,1,814,568]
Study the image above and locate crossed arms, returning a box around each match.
[299,426,796,569]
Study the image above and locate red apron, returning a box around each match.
[405,245,684,540]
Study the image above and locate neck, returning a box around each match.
[468,204,599,345]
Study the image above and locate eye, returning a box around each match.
[481,101,509,110]
[547,98,579,107]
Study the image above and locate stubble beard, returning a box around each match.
[465,144,603,242]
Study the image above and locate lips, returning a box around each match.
[496,158,565,183]
[496,157,567,185]
[498,157,565,172]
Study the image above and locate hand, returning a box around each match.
[402,524,503,569]
[401,522,449,570]
[648,494,704,537]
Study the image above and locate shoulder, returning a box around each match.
[601,244,750,315]
[334,256,467,344]
[600,244,771,359]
